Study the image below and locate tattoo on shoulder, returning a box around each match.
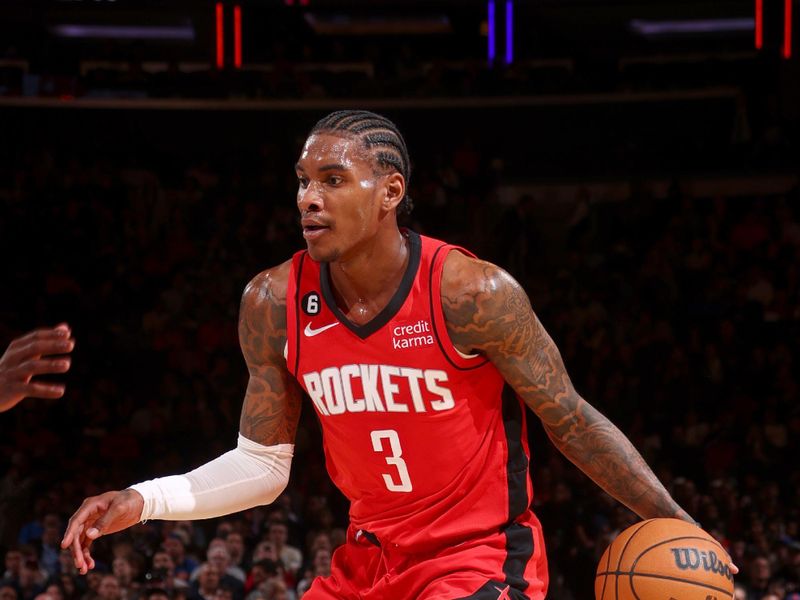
[239,269,288,362]
[441,259,575,424]
[238,265,301,445]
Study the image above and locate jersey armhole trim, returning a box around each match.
[285,251,307,378]
[429,244,490,371]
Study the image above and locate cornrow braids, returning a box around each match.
[310,110,414,215]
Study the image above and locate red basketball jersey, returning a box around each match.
[286,230,534,553]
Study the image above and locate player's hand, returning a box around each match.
[61,489,144,574]
[0,324,75,412]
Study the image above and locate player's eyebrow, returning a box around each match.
[295,162,348,173]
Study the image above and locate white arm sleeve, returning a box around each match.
[128,434,293,521]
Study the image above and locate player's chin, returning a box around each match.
[306,243,340,263]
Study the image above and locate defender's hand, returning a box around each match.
[0,324,74,412]
[61,489,144,574]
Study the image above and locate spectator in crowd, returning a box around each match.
[222,534,246,575]
[189,564,221,600]
[191,543,244,594]
[244,561,283,600]
[110,557,139,599]
[161,536,196,583]
[294,549,330,599]
[263,526,299,581]
[37,519,63,579]
[2,550,23,586]
[141,589,169,600]
[149,551,189,592]
[94,577,121,600]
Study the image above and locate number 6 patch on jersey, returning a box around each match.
[302,291,321,315]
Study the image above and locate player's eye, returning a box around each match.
[327,175,343,185]
[297,176,309,188]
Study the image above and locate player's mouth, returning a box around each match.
[302,224,330,240]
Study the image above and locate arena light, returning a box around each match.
[234,5,242,69]
[630,18,754,36]
[505,0,513,65]
[487,0,496,62]
[784,0,793,58]
[215,2,224,69]
[50,24,195,40]
[755,0,763,49]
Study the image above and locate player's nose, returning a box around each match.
[297,182,323,212]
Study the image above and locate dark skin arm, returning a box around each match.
[440,251,691,522]
[61,262,302,573]
[238,262,303,445]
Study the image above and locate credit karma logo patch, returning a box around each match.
[391,319,434,350]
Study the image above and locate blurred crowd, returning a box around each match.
[0,113,798,600]
[0,51,760,101]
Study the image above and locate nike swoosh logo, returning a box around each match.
[494,585,511,600]
[304,322,340,337]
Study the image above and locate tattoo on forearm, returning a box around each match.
[442,260,686,520]
[238,269,302,445]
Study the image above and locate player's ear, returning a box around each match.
[382,173,405,212]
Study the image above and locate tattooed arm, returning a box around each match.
[238,261,303,445]
[440,251,693,522]
[62,262,302,574]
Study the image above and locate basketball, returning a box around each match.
[595,518,735,600]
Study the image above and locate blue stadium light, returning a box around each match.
[505,0,513,65]
[488,0,496,63]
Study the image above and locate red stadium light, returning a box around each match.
[755,0,763,49]
[215,2,224,69]
[784,0,793,58]
[234,5,242,69]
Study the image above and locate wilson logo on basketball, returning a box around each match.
[670,548,733,580]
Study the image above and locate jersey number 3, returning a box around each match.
[370,430,413,493]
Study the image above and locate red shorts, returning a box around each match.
[304,512,548,599]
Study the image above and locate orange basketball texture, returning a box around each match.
[595,518,735,600]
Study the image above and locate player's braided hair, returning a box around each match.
[310,110,414,215]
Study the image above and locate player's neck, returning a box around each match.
[328,227,409,322]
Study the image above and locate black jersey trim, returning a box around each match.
[502,523,535,595]
[501,385,529,520]
[292,252,307,378]
[429,244,490,372]
[455,522,535,599]
[319,230,422,340]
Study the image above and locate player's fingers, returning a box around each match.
[18,357,72,376]
[4,338,74,363]
[83,546,96,571]
[86,504,120,540]
[7,325,71,348]
[729,562,739,575]
[67,525,88,574]
[62,500,103,549]
[23,382,67,399]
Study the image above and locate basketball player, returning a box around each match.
[0,324,74,412]
[62,111,708,598]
